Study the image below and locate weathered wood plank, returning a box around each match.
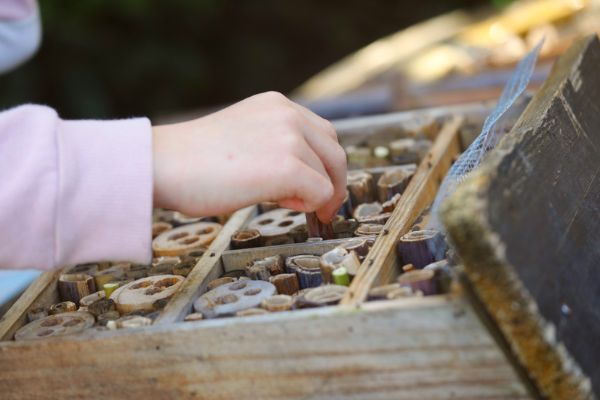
[442,35,600,399]
[222,237,372,272]
[155,206,255,325]
[0,297,530,400]
[0,268,66,341]
[341,116,463,306]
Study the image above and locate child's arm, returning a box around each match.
[0,92,346,270]
[0,104,153,270]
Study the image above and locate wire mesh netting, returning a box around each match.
[426,40,544,258]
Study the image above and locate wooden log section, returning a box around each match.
[305,212,335,240]
[443,35,600,399]
[340,116,463,306]
[230,229,261,250]
[269,273,299,296]
[0,297,531,399]
[376,166,413,203]
[397,229,445,269]
[57,273,96,305]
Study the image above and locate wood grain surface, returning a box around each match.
[0,297,530,400]
[443,35,600,399]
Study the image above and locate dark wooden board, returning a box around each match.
[443,34,600,400]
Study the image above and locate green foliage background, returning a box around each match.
[0,0,486,120]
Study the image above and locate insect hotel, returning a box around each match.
[0,34,599,400]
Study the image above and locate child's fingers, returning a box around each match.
[289,101,339,143]
[297,119,347,222]
[275,158,334,213]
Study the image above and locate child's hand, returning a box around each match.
[152,92,347,223]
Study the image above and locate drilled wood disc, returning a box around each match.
[111,275,184,314]
[247,208,306,237]
[15,312,94,341]
[152,222,222,256]
[194,280,276,317]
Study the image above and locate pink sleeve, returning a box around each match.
[0,0,36,20]
[0,105,153,270]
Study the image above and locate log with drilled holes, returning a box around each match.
[110,275,184,314]
[152,222,222,256]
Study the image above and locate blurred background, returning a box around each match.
[0,0,495,121]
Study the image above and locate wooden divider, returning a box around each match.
[341,116,463,306]
[154,206,255,325]
[0,268,66,341]
[0,296,531,400]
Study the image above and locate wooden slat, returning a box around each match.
[0,296,530,400]
[442,35,600,400]
[341,116,463,306]
[154,206,255,325]
[0,268,66,341]
[222,237,373,272]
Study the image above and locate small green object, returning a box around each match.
[103,282,120,298]
[374,146,389,159]
[332,267,350,286]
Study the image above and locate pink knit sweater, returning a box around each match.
[1,1,154,270]
[0,105,154,270]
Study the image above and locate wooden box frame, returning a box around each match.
[0,101,535,399]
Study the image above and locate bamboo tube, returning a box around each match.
[58,273,96,305]
[320,247,361,284]
[347,171,375,206]
[285,255,323,289]
[355,223,384,237]
[396,229,445,269]
[377,167,412,203]
[230,229,262,250]
[332,217,359,239]
[269,273,300,296]
[306,213,334,240]
[353,202,383,221]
